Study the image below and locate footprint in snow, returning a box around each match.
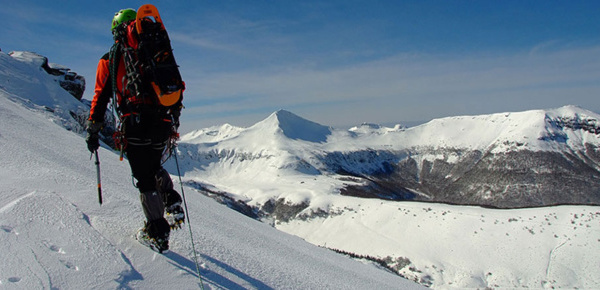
[1,225,16,234]
[40,240,77,270]
[7,277,21,283]
[42,240,65,254]
[60,259,79,271]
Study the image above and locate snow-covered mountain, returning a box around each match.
[1,50,599,289]
[175,105,600,288]
[179,106,600,209]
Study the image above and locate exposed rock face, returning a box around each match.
[333,146,600,208]
[47,62,86,100]
[315,110,600,208]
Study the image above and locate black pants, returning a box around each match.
[123,112,174,238]
[124,112,171,192]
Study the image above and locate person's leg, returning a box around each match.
[152,118,185,228]
[155,168,183,207]
[124,115,171,241]
[127,145,170,238]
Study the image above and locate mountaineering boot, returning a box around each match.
[137,191,170,252]
[166,199,184,229]
[155,168,185,229]
[136,220,170,253]
[164,189,184,229]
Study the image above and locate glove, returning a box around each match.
[86,133,99,153]
[86,120,103,152]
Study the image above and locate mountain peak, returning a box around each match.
[253,110,331,143]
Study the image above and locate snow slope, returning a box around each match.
[277,199,600,288]
[0,52,422,289]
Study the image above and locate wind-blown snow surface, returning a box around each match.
[0,52,421,289]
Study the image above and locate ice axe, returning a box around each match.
[93,150,103,205]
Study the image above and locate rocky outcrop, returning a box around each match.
[46,63,86,100]
[8,51,85,100]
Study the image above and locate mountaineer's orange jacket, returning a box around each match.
[88,51,161,122]
[88,52,126,122]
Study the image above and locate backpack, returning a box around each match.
[109,4,184,109]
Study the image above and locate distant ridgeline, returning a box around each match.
[178,108,600,212]
[334,109,600,208]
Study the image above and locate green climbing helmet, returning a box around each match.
[111,8,136,32]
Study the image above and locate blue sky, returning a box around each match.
[2,1,600,133]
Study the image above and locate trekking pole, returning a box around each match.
[173,147,205,289]
[94,150,103,205]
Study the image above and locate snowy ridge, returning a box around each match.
[180,123,244,144]
[177,105,600,208]
[0,51,88,132]
[337,105,600,153]
[349,122,406,135]
[180,105,600,154]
